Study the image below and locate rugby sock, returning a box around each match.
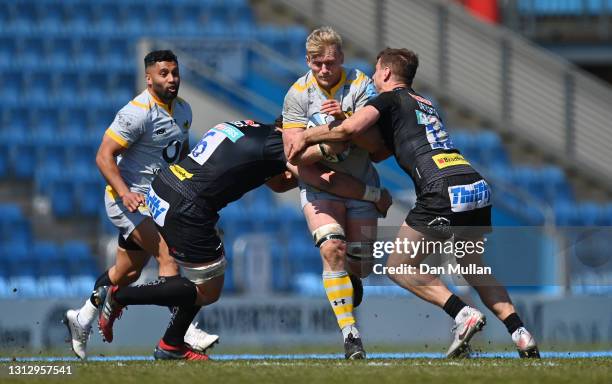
[503,313,524,335]
[76,299,98,328]
[114,275,197,307]
[322,270,356,333]
[163,305,201,347]
[77,270,112,328]
[341,324,360,339]
[443,294,467,319]
[89,270,112,306]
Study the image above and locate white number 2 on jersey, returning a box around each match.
[188,130,226,165]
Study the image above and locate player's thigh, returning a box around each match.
[302,199,347,232]
[387,221,434,266]
[129,217,179,274]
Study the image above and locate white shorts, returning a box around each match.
[104,191,150,239]
[299,166,381,220]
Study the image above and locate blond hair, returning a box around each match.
[306,26,343,57]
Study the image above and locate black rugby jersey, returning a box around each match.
[157,120,286,211]
[366,88,475,192]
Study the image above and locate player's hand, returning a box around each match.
[286,131,308,164]
[320,100,345,120]
[320,141,349,155]
[375,188,393,217]
[122,191,146,213]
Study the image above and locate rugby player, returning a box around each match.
[286,48,541,358]
[63,50,217,360]
[281,26,391,359]
[96,118,393,360]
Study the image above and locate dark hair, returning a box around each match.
[144,50,178,68]
[376,48,419,85]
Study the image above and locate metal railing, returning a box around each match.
[273,0,612,190]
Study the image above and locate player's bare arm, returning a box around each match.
[286,162,393,216]
[287,106,381,163]
[96,135,144,212]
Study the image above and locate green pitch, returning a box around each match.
[2,358,611,384]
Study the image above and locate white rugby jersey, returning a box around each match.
[104,89,191,197]
[282,68,377,181]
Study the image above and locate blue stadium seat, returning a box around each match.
[10,136,37,179]
[37,2,64,34]
[4,243,36,277]
[76,177,105,217]
[38,275,70,297]
[0,36,17,66]
[49,177,76,218]
[33,241,65,276]
[69,275,97,296]
[0,204,31,246]
[2,70,24,104]
[0,136,8,178]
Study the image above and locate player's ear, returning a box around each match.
[145,71,152,87]
[305,54,311,67]
[339,50,344,64]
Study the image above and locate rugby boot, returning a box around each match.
[446,306,486,358]
[97,285,124,343]
[154,339,210,361]
[512,327,541,358]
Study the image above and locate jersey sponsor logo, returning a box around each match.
[409,92,433,106]
[416,110,453,150]
[212,123,245,143]
[183,120,190,129]
[146,187,170,226]
[189,130,226,165]
[162,140,182,164]
[169,164,193,181]
[432,153,470,169]
[448,179,491,213]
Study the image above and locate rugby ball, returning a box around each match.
[306,112,350,162]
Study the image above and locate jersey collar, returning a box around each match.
[147,89,175,115]
[315,69,347,99]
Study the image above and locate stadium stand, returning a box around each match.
[0,0,609,298]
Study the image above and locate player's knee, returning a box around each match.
[346,241,375,277]
[313,223,346,261]
[195,285,221,306]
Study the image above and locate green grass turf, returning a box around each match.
[1,358,611,384]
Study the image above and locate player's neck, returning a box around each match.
[381,82,409,93]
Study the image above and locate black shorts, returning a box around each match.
[148,178,224,264]
[406,173,492,240]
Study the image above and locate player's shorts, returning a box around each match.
[147,177,225,265]
[406,173,492,240]
[299,166,381,219]
[105,189,150,240]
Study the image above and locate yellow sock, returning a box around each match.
[322,270,355,329]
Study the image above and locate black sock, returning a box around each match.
[443,294,467,319]
[114,276,197,307]
[90,270,112,305]
[503,313,524,334]
[163,305,201,347]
